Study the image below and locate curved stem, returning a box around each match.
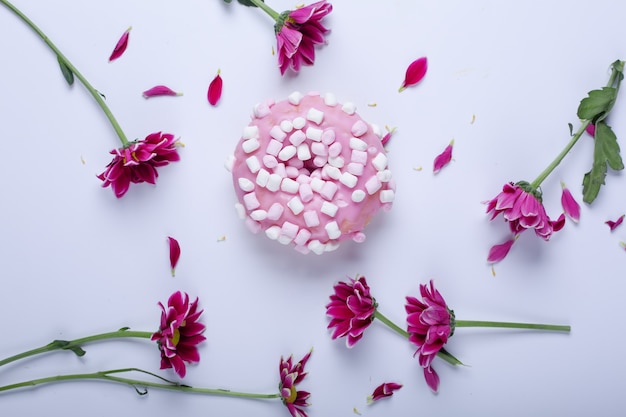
[530,62,624,188]
[0,367,281,399]
[0,0,130,146]
[0,330,153,368]
[247,0,280,21]
[455,320,570,332]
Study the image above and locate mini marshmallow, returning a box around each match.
[310,177,325,193]
[253,102,270,118]
[351,150,368,164]
[351,189,366,202]
[328,142,342,158]
[323,92,337,106]
[313,155,328,167]
[278,145,297,161]
[245,156,261,173]
[281,221,299,239]
[250,209,267,221]
[341,102,356,115]
[308,239,326,255]
[281,177,300,194]
[351,120,368,137]
[310,142,328,156]
[307,107,324,125]
[365,176,382,195]
[340,172,358,188]
[243,192,260,210]
[372,152,388,171]
[299,183,314,202]
[235,203,246,219]
[277,235,293,245]
[294,229,312,246]
[328,156,345,169]
[304,210,320,227]
[292,117,306,129]
[325,221,341,239]
[270,125,287,142]
[265,225,281,240]
[377,169,392,182]
[306,127,323,141]
[266,139,282,157]
[266,173,282,192]
[285,166,300,178]
[289,130,307,146]
[242,138,260,153]
[321,129,336,145]
[242,125,259,140]
[297,143,312,161]
[246,218,262,234]
[324,165,342,180]
[287,158,304,169]
[280,120,294,132]
[320,181,338,200]
[287,196,304,215]
[238,177,255,192]
[346,162,364,176]
[321,201,338,217]
[255,169,270,187]
[288,91,304,105]
[262,155,278,169]
[379,189,395,203]
[349,137,368,151]
[224,155,235,172]
[267,202,284,220]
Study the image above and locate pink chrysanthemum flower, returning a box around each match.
[326,276,377,348]
[274,1,332,75]
[97,132,180,198]
[279,350,312,417]
[151,291,206,378]
[486,181,564,240]
[405,280,454,393]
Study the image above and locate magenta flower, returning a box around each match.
[486,181,564,240]
[279,350,312,417]
[167,236,181,277]
[151,291,206,378]
[207,70,223,106]
[108,26,131,62]
[433,140,454,173]
[487,237,516,263]
[399,57,428,92]
[560,181,581,223]
[275,1,332,75]
[97,132,181,198]
[606,214,625,231]
[405,280,453,392]
[367,382,403,403]
[143,85,182,98]
[326,276,377,348]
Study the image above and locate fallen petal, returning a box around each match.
[367,382,403,403]
[167,236,181,276]
[606,214,625,231]
[109,27,132,62]
[207,69,223,106]
[433,140,454,173]
[143,85,182,98]
[423,365,440,393]
[399,57,428,92]
[560,182,580,222]
[487,237,516,263]
[551,213,566,232]
[381,126,396,146]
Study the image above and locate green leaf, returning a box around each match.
[65,345,86,357]
[582,121,624,203]
[57,56,74,85]
[437,347,464,366]
[223,0,232,2]
[118,326,130,331]
[577,87,617,122]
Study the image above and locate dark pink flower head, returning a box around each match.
[486,181,562,240]
[274,1,332,75]
[405,280,454,392]
[151,291,206,378]
[97,132,180,198]
[326,276,377,348]
[279,350,312,417]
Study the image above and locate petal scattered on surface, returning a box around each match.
[367,382,403,403]
[143,85,182,98]
[168,236,181,277]
[207,70,223,106]
[399,57,428,92]
[606,214,625,231]
[487,237,516,263]
[433,140,454,173]
[109,27,132,62]
[560,182,580,222]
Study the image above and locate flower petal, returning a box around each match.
[606,214,625,231]
[399,57,428,92]
[487,237,516,263]
[143,85,182,98]
[109,27,131,62]
[586,123,596,137]
[167,236,181,277]
[207,70,223,106]
[367,382,403,403]
[560,182,580,222]
[433,140,454,173]
[423,365,440,392]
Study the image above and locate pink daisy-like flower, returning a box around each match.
[151,291,206,378]
[275,1,332,75]
[97,132,180,198]
[326,276,377,348]
[486,181,564,240]
[405,280,454,392]
[279,350,312,417]
[367,382,403,403]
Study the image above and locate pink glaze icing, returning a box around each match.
[228,92,395,254]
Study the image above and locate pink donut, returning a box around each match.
[227,92,395,254]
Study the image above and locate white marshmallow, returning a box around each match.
[287,196,304,215]
[304,210,320,227]
[351,189,366,202]
[245,156,261,173]
[238,177,255,192]
[307,108,324,125]
[242,125,259,140]
[278,145,297,161]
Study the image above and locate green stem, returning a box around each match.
[247,0,280,21]
[455,320,571,332]
[0,0,130,146]
[373,310,462,366]
[0,330,153,368]
[0,367,281,399]
[530,62,623,188]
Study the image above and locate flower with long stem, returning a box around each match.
[0,0,180,197]
[0,291,205,379]
[239,0,332,75]
[327,277,570,393]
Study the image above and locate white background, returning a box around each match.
[1,1,625,416]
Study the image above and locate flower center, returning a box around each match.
[171,328,181,346]
[285,385,297,403]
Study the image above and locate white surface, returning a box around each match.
[1,1,625,416]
